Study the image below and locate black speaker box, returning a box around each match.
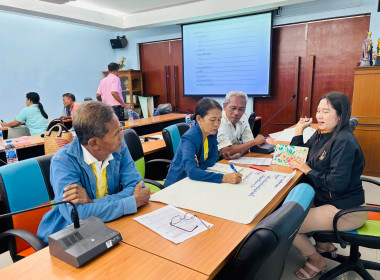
[110,36,127,49]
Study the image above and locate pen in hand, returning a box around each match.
[229,164,238,173]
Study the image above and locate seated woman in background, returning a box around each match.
[1,92,49,135]
[289,92,367,279]
[164,98,242,187]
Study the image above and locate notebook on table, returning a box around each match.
[272,144,309,167]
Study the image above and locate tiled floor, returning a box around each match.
[281,176,380,280]
[0,177,379,279]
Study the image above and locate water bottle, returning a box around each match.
[128,108,134,124]
[185,114,192,127]
[5,140,18,164]
[0,124,3,146]
[71,129,76,138]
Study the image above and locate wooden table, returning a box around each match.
[107,152,303,279]
[141,132,166,155]
[121,113,187,135]
[1,130,303,279]
[0,243,208,280]
[0,131,167,166]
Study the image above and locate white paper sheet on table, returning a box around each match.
[133,205,213,244]
[207,162,244,173]
[150,168,296,224]
[229,157,272,166]
[269,126,316,143]
[146,134,163,140]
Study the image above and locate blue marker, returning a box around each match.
[229,164,238,173]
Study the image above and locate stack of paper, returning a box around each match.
[269,126,316,143]
[229,157,272,166]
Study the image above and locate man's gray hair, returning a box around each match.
[224,90,248,104]
[73,101,115,146]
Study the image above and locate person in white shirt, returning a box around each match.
[217,91,266,159]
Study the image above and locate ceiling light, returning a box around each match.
[40,0,76,4]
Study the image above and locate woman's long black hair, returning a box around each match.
[26,92,48,119]
[313,91,351,161]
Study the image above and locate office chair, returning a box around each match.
[349,117,359,131]
[215,183,315,280]
[312,177,380,280]
[0,154,54,262]
[122,129,171,192]
[162,123,190,160]
[7,125,31,139]
[248,112,260,137]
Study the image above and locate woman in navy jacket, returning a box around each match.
[289,92,367,279]
[164,98,242,187]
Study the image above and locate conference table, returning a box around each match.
[0,241,207,280]
[0,132,166,166]
[0,112,187,165]
[0,147,304,279]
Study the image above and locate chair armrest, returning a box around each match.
[360,177,380,187]
[0,229,46,252]
[333,205,380,248]
[143,179,164,190]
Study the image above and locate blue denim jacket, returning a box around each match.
[37,137,143,243]
[164,123,223,187]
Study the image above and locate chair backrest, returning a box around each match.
[230,183,315,280]
[162,123,190,159]
[122,129,145,178]
[7,125,31,139]
[0,155,53,261]
[349,117,358,131]
[248,112,256,132]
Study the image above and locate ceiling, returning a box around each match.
[0,0,314,31]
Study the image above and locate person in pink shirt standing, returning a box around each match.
[60,93,81,120]
[96,62,133,121]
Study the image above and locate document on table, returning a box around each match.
[229,157,272,166]
[269,126,316,143]
[207,162,244,173]
[146,134,163,140]
[151,168,296,224]
[133,205,213,244]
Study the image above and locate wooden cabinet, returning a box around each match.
[102,70,143,106]
[351,67,380,176]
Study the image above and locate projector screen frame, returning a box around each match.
[181,11,274,98]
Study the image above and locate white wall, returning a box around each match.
[0,11,115,120]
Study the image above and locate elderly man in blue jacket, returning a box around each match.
[37,101,150,243]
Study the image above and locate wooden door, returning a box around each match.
[140,41,170,106]
[305,15,370,119]
[255,23,306,135]
[140,40,200,113]
[255,15,370,136]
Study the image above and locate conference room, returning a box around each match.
[0,0,380,279]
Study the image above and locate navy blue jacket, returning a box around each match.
[164,123,223,187]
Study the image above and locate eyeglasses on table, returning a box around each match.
[170,212,210,232]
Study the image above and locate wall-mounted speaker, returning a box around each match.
[110,36,128,49]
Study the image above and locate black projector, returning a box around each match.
[48,216,122,267]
